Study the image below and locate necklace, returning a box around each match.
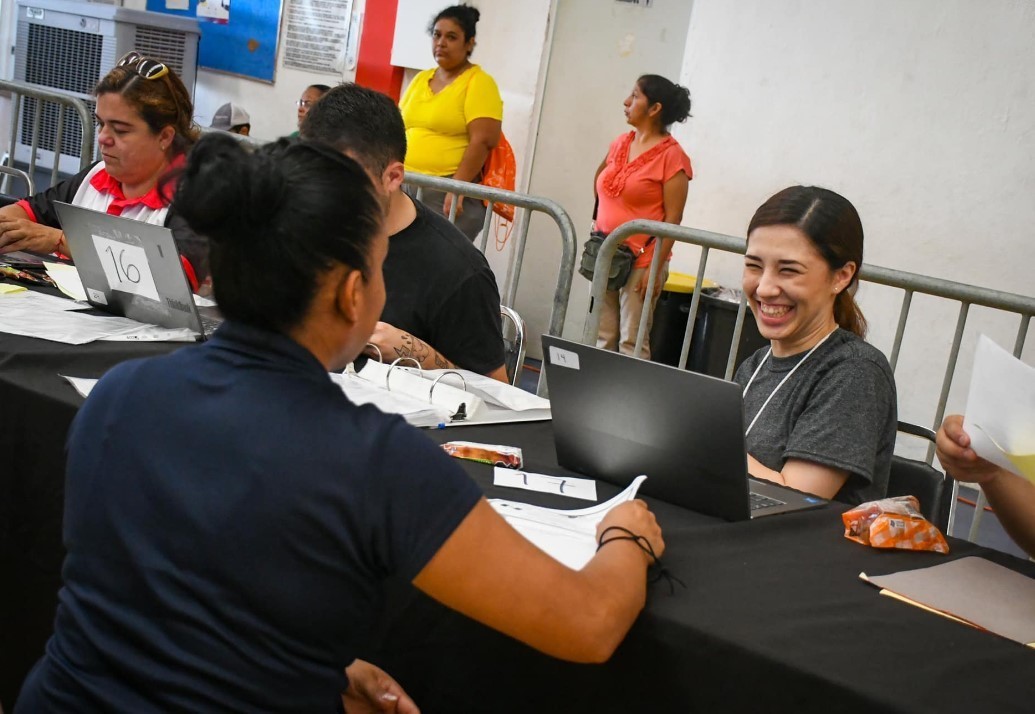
[742,328,838,436]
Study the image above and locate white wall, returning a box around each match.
[521,0,696,356]
[674,0,1035,428]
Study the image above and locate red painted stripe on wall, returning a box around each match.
[355,0,404,100]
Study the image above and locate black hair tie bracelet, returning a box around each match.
[597,526,686,595]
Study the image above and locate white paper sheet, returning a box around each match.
[91,235,162,302]
[0,291,144,343]
[963,336,1035,481]
[489,475,647,570]
[494,467,598,501]
[101,326,197,342]
[62,375,98,398]
[44,261,87,302]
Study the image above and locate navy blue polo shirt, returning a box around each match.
[17,322,482,713]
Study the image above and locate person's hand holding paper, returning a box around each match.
[961,336,1035,483]
[937,336,1035,558]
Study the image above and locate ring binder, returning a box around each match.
[365,342,383,363]
[430,371,469,420]
[384,357,422,390]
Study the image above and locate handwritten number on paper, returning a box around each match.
[104,246,142,285]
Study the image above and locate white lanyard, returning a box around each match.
[743,329,838,436]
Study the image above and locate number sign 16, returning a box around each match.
[91,235,162,302]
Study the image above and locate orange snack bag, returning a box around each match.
[842,496,949,554]
[441,441,523,469]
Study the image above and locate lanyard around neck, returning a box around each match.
[743,329,838,436]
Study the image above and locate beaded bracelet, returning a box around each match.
[596,525,686,594]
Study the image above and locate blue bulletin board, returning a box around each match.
[145,0,285,84]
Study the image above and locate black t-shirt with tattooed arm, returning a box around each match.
[380,197,505,375]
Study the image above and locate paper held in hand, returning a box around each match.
[490,475,646,570]
[962,336,1035,483]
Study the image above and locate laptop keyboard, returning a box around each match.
[200,315,222,334]
[749,491,786,511]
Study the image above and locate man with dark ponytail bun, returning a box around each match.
[735,186,897,504]
[16,134,665,712]
[302,82,508,382]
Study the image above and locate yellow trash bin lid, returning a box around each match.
[663,271,718,294]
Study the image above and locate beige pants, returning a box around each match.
[596,265,668,359]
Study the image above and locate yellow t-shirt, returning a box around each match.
[399,64,503,177]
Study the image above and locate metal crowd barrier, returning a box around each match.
[0,80,95,193]
[0,165,35,199]
[584,218,1035,537]
[404,172,578,395]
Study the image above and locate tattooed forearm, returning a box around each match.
[393,332,455,370]
[393,332,431,363]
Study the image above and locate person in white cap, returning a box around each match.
[210,102,251,135]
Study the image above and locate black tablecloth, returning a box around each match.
[3,332,1035,713]
[369,422,1035,714]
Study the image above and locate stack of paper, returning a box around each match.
[491,475,646,570]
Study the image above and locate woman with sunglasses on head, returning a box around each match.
[735,186,897,504]
[15,133,664,712]
[399,3,502,240]
[593,74,693,359]
[0,52,208,290]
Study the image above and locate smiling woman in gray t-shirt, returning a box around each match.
[734,186,897,503]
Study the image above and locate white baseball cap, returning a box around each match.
[210,102,251,130]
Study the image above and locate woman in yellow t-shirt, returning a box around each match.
[399,4,503,240]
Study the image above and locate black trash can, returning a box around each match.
[650,275,768,378]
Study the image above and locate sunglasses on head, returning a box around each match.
[116,51,170,80]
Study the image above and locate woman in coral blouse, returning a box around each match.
[399,3,502,240]
[593,74,693,358]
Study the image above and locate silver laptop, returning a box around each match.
[55,202,221,338]
[542,335,827,521]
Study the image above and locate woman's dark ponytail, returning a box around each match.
[173,134,383,333]
[637,74,692,129]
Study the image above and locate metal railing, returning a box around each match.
[0,80,95,193]
[584,218,1035,537]
[404,172,578,395]
[0,165,35,198]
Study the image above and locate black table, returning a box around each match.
[367,421,1035,714]
[2,330,1035,713]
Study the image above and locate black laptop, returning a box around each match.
[55,202,221,339]
[542,335,827,520]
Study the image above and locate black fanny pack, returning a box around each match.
[579,231,638,291]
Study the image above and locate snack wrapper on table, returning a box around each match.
[441,441,523,469]
[842,496,949,554]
